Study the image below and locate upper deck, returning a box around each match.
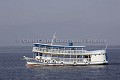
[33,43,106,55]
[34,43,85,49]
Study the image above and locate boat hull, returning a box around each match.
[26,61,108,67]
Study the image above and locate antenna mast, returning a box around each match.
[105,42,108,50]
[51,32,56,45]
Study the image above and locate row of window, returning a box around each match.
[35,53,91,58]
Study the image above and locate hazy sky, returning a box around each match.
[0,0,120,46]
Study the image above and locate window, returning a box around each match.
[89,55,91,58]
[35,53,39,56]
[39,53,42,56]
[44,54,47,57]
[52,55,57,57]
[64,55,70,58]
[77,55,82,58]
[71,55,76,58]
[58,55,63,58]
[83,55,89,58]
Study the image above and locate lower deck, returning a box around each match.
[25,55,108,66]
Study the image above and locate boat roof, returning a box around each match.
[34,43,85,48]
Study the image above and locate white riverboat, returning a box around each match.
[24,42,108,66]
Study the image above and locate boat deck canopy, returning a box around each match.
[34,43,85,48]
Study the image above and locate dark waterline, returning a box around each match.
[0,46,120,80]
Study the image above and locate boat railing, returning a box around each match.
[35,56,91,63]
[25,54,91,63]
[47,57,91,63]
[33,47,106,54]
[23,57,35,61]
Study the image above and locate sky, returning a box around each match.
[0,0,120,46]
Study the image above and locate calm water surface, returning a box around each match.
[0,46,120,80]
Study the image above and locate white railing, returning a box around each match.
[37,56,91,63]
[25,55,91,63]
[58,58,91,63]
[33,47,106,54]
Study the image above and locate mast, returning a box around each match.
[51,32,56,45]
